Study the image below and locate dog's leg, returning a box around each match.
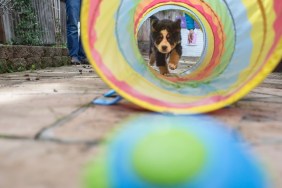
[149,51,155,66]
[168,49,181,70]
[155,52,169,75]
[149,37,156,66]
[159,64,169,75]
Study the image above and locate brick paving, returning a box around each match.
[0,65,281,188]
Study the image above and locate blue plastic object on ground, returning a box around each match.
[92,90,123,105]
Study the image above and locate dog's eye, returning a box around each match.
[166,35,170,39]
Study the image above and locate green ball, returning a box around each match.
[132,129,206,185]
[83,154,108,188]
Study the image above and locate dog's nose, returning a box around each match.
[162,46,167,51]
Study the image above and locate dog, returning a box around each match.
[149,15,182,75]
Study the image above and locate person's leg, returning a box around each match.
[78,33,86,61]
[78,0,89,64]
[66,0,81,63]
[78,7,88,63]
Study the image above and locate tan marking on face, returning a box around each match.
[154,30,173,54]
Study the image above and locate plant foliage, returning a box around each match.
[13,0,42,45]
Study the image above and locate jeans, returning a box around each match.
[66,0,86,60]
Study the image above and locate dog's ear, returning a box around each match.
[174,19,181,32]
[150,15,159,32]
[151,19,158,32]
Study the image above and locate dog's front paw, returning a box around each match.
[159,66,169,75]
[168,63,177,70]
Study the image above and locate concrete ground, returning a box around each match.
[0,65,282,188]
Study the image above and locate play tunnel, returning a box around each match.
[81,0,282,114]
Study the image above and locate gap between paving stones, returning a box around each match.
[251,139,282,146]
[34,103,99,144]
[0,134,100,146]
[0,103,103,146]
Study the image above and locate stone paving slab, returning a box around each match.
[0,94,96,138]
[37,105,141,143]
[253,144,282,188]
[0,140,98,188]
[0,65,110,138]
[0,66,282,188]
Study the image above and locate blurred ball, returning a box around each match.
[83,114,268,188]
[132,129,206,185]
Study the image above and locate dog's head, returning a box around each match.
[151,17,181,54]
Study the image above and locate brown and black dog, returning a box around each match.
[149,15,182,75]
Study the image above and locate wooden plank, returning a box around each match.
[2,12,14,42]
[60,0,67,44]
[0,15,5,43]
[31,0,56,45]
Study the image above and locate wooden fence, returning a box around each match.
[1,5,188,45]
[0,0,67,45]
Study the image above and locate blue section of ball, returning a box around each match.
[102,114,269,188]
